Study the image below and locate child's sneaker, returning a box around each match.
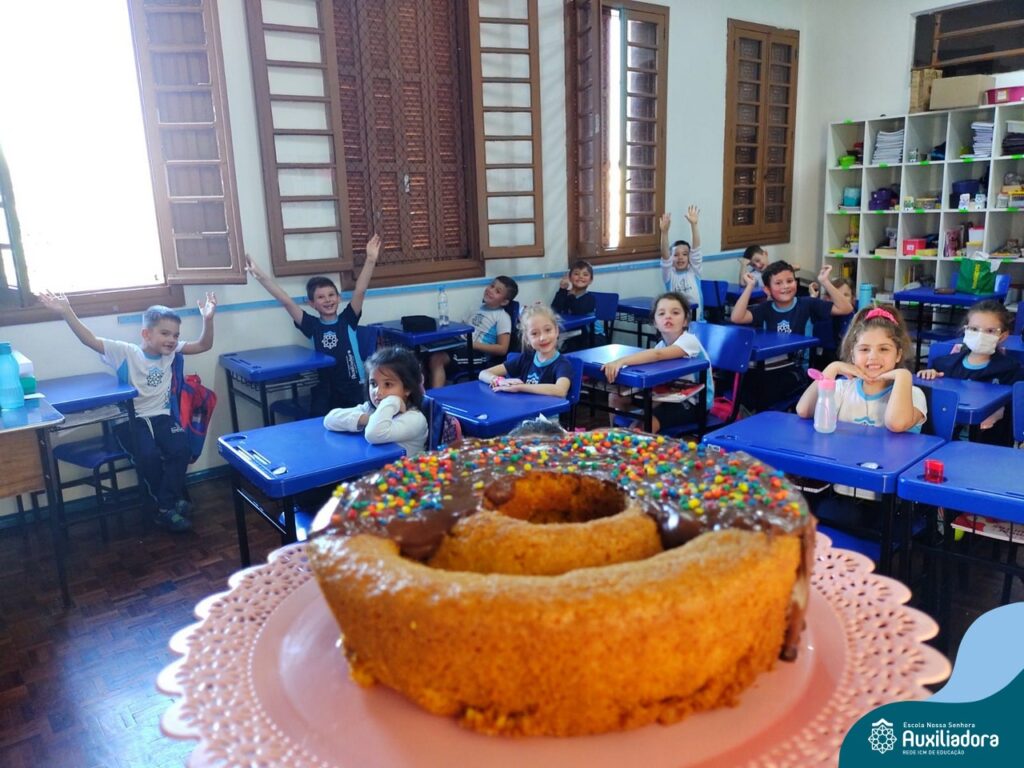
[155,507,192,532]
[175,499,194,519]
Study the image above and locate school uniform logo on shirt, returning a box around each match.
[321,330,339,350]
[525,372,541,384]
[146,367,164,388]
[776,319,792,334]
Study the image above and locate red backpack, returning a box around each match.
[170,353,217,463]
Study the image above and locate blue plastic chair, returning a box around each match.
[590,291,619,344]
[699,280,728,324]
[612,322,753,437]
[1013,381,1024,444]
[926,338,960,367]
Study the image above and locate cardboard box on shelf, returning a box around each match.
[929,75,995,110]
[910,68,942,113]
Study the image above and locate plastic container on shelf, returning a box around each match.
[0,342,26,411]
[858,283,874,308]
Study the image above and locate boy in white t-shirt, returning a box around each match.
[39,291,217,532]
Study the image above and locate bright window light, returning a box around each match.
[605,8,622,249]
[0,2,164,293]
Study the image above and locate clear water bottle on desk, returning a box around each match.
[437,286,449,327]
[0,342,26,411]
[813,378,837,434]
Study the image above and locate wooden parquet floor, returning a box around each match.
[0,460,1018,766]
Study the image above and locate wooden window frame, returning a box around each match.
[916,0,1024,74]
[720,19,799,250]
[0,0,243,326]
[565,0,669,267]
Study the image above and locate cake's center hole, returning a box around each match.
[483,472,627,524]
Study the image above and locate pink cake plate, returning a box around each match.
[158,534,950,768]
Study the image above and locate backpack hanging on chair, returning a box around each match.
[169,353,217,464]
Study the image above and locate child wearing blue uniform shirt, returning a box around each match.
[552,260,603,352]
[246,234,381,416]
[479,304,573,397]
[732,260,853,411]
[917,299,1022,445]
[659,206,702,319]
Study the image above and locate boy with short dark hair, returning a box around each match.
[552,259,601,352]
[731,261,852,411]
[738,245,769,288]
[38,290,218,532]
[246,234,381,415]
[659,206,703,318]
[428,276,519,388]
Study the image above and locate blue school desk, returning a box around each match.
[894,287,1004,367]
[567,344,709,433]
[370,319,475,356]
[218,418,405,566]
[912,376,1012,425]
[616,297,654,346]
[0,398,68,603]
[219,345,335,431]
[36,375,140,606]
[704,411,944,575]
[424,381,571,438]
[750,331,818,363]
[726,283,766,304]
[898,441,1024,643]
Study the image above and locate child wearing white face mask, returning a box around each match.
[917,299,1022,445]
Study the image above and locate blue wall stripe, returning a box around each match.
[117,250,745,324]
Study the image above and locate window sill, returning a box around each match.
[0,284,185,327]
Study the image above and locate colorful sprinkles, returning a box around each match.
[330,429,807,536]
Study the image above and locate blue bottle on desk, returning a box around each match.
[0,342,25,411]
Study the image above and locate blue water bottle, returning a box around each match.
[857,283,874,310]
[0,342,26,411]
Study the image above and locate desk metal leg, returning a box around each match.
[879,493,896,576]
[37,428,70,608]
[259,384,271,427]
[226,373,240,432]
[232,475,252,567]
[642,390,654,433]
[465,336,475,376]
[282,495,298,546]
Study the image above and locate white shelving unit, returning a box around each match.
[823,103,1024,302]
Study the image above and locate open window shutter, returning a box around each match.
[467,0,544,259]
[722,21,798,248]
[571,0,603,258]
[609,5,666,254]
[128,0,245,284]
[0,146,32,309]
[245,0,353,279]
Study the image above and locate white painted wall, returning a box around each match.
[1,0,1012,512]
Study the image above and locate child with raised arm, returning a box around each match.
[479,304,573,398]
[323,346,428,457]
[428,276,519,388]
[808,276,855,369]
[731,261,853,411]
[659,206,702,319]
[916,299,1022,445]
[37,291,217,532]
[738,245,769,288]
[551,259,601,352]
[796,306,926,514]
[246,234,381,416]
[600,292,714,434]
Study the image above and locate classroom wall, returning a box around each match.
[0,0,983,514]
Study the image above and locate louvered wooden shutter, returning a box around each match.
[468,0,545,259]
[722,20,798,248]
[333,0,473,280]
[128,0,245,284]
[245,0,353,279]
[571,0,603,258]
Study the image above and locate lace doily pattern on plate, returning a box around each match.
[159,534,949,768]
